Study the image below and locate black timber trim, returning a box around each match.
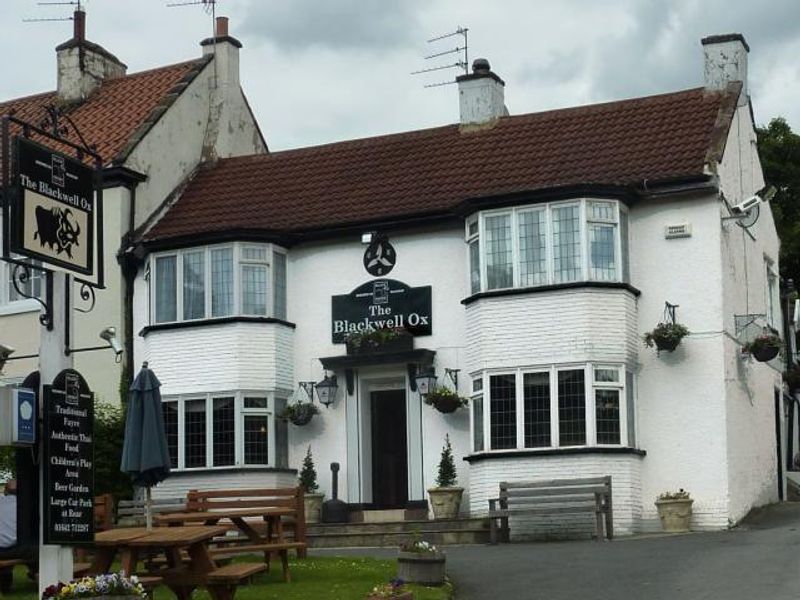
[463,447,646,463]
[102,165,147,189]
[200,35,243,49]
[701,33,750,52]
[165,466,297,476]
[462,281,641,305]
[320,349,436,370]
[54,38,127,68]
[140,316,296,337]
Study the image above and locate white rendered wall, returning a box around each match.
[469,454,643,537]
[718,102,781,523]
[152,469,296,500]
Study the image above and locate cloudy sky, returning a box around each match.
[1,0,799,151]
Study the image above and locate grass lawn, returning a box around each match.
[3,556,453,600]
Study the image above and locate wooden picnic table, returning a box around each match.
[154,507,302,581]
[90,525,264,600]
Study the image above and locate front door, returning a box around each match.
[371,389,408,509]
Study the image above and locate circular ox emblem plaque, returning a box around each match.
[363,237,397,276]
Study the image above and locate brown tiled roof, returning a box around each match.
[0,57,210,166]
[144,84,738,243]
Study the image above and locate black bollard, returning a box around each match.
[321,462,348,523]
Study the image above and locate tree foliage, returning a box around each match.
[435,434,457,488]
[756,117,800,284]
[298,445,319,493]
[94,402,133,500]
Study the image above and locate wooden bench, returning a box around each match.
[488,476,613,543]
[185,488,307,560]
[116,497,186,527]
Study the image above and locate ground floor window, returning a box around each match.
[161,391,289,470]
[473,364,632,451]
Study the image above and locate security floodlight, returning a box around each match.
[0,344,15,373]
[99,327,123,357]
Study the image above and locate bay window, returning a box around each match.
[161,391,288,470]
[467,199,628,293]
[475,364,633,452]
[150,243,288,324]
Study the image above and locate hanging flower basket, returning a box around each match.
[643,322,690,353]
[280,402,320,426]
[423,388,468,414]
[744,332,782,362]
[345,328,413,355]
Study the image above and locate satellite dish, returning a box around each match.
[737,203,760,229]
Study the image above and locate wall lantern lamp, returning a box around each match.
[414,368,438,397]
[315,374,339,408]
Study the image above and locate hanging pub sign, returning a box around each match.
[331,279,432,343]
[9,137,95,277]
[42,369,94,545]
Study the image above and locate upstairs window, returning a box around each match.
[467,199,627,293]
[1,257,44,308]
[150,243,288,324]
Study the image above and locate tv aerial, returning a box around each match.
[23,0,85,24]
[728,186,777,229]
[411,26,469,88]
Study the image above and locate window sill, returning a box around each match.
[0,299,42,316]
[140,316,296,337]
[463,446,646,463]
[167,466,297,475]
[461,281,641,305]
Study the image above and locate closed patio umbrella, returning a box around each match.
[121,362,171,529]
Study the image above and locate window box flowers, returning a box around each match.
[345,327,413,355]
[42,574,146,600]
[643,322,690,353]
[423,388,468,414]
[367,578,412,600]
[397,540,446,586]
[743,331,782,362]
[655,489,693,533]
[280,401,319,426]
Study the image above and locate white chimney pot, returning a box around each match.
[457,58,509,126]
[702,33,749,106]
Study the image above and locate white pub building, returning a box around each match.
[132,31,784,536]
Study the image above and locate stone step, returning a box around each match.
[308,517,489,535]
[307,526,490,548]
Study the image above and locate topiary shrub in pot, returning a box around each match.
[427,435,463,519]
[299,445,324,523]
[643,322,690,354]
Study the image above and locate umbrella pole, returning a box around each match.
[146,486,153,531]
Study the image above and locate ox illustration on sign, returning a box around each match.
[11,137,95,277]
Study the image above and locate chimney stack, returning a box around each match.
[456,58,509,127]
[56,9,127,103]
[701,33,749,106]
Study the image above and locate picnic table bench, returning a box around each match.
[154,487,307,582]
[488,476,613,543]
[116,497,186,527]
[92,525,263,600]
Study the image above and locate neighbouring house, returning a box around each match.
[129,32,785,535]
[0,12,266,404]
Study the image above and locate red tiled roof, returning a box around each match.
[144,84,738,243]
[0,57,210,166]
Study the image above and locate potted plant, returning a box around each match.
[280,400,320,426]
[744,330,782,362]
[423,387,469,414]
[299,445,324,523]
[367,578,413,600]
[345,327,413,355]
[643,322,690,353]
[42,573,146,600]
[397,539,446,586]
[427,435,463,519]
[655,489,693,533]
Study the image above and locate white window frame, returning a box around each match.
[163,391,275,471]
[468,199,626,293]
[0,258,45,315]
[480,363,630,452]
[150,242,288,325]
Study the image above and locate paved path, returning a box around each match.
[316,503,800,599]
